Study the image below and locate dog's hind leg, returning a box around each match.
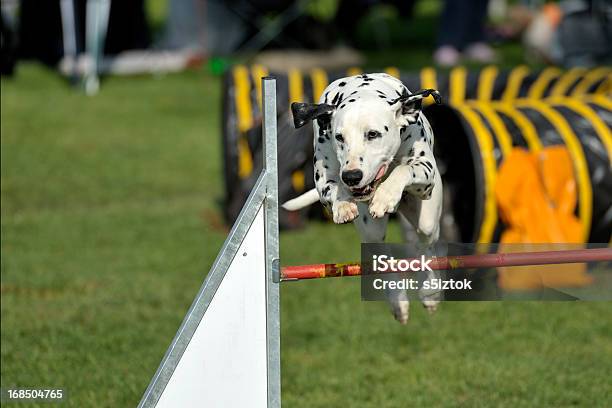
[354,203,410,324]
[398,170,444,314]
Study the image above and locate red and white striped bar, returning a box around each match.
[280,248,612,281]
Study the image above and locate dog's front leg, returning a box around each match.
[315,160,358,224]
[368,165,410,218]
[370,136,437,218]
[329,184,359,224]
[313,124,359,224]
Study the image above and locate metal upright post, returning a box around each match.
[262,77,281,407]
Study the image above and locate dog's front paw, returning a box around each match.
[332,200,359,224]
[369,184,402,218]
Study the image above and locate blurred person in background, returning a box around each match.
[434,0,496,66]
[523,0,611,67]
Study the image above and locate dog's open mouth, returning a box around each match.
[350,164,387,201]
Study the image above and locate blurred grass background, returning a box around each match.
[1,1,610,407]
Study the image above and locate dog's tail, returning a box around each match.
[282,188,319,211]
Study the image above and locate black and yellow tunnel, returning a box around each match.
[428,95,611,244]
[221,66,611,241]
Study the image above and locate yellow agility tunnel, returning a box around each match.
[221,65,611,243]
[427,95,611,244]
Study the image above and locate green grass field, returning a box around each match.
[1,47,611,408]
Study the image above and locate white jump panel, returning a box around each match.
[139,77,280,408]
[156,205,268,407]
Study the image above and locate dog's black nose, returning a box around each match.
[341,169,363,186]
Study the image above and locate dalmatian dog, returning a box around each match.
[283,73,443,324]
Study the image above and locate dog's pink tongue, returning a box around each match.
[375,165,387,181]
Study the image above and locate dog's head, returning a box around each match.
[292,88,441,201]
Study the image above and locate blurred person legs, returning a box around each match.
[522,0,611,67]
[434,0,496,66]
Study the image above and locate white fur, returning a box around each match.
[282,188,318,211]
[284,73,444,323]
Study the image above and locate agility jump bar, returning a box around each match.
[281,248,612,280]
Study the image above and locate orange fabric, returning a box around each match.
[496,147,592,289]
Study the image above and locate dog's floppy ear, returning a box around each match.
[291,102,336,129]
[392,88,442,125]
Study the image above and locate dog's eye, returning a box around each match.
[335,134,344,143]
[366,130,381,140]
